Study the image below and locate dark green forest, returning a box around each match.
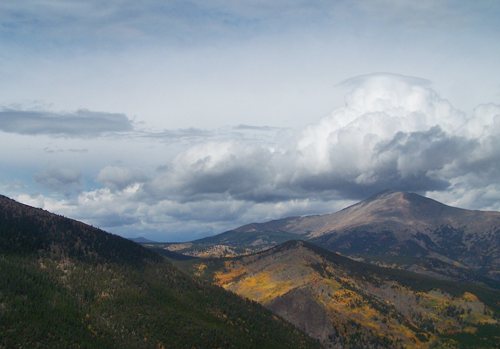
[0,195,319,349]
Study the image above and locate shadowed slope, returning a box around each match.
[0,195,319,349]
[0,194,159,265]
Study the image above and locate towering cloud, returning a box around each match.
[143,74,494,201]
[292,74,469,197]
[11,74,500,239]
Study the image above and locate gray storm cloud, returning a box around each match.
[15,74,500,238]
[0,109,133,136]
[34,168,82,195]
[144,74,493,201]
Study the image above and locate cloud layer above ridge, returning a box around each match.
[140,73,498,202]
[6,73,500,240]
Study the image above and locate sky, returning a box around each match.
[1,0,500,241]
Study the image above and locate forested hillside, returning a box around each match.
[0,195,319,349]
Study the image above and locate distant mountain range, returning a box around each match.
[0,194,318,348]
[2,191,499,348]
[175,240,499,348]
[165,191,500,286]
[128,236,157,243]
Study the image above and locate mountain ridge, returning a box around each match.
[178,239,500,348]
[0,194,159,265]
[0,194,319,349]
[191,190,500,244]
[165,191,500,284]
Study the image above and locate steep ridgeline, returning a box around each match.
[180,241,500,349]
[305,191,500,284]
[167,191,500,284]
[0,195,319,349]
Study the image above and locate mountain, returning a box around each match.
[178,240,500,349]
[168,191,500,284]
[0,194,319,349]
[129,236,157,243]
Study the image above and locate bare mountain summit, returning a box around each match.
[168,191,500,284]
[289,190,500,238]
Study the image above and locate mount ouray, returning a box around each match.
[163,191,500,285]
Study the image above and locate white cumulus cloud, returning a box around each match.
[12,73,500,239]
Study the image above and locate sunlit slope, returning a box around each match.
[184,241,499,349]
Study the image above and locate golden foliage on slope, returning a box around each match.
[231,271,299,303]
[215,260,316,304]
[204,243,498,349]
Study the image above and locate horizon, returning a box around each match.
[1,1,500,242]
[1,188,494,243]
